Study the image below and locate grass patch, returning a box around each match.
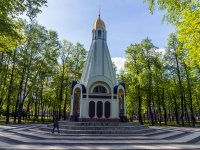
[0,115,53,124]
[143,120,200,127]
[131,119,200,127]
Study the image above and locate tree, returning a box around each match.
[141,37,158,126]
[143,0,200,67]
[0,0,47,51]
[166,33,185,126]
[177,7,200,67]
[125,43,144,124]
[53,41,87,120]
[10,20,60,123]
[57,40,73,120]
[119,35,200,126]
[71,43,87,81]
[123,37,162,125]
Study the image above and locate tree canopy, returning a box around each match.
[0,0,47,51]
[143,0,200,67]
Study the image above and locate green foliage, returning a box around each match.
[0,0,47,52]
[120,35,200,126]
[143,0,200,73]
[0,19,87,124]
[177,7,200,67]
[143,0,195,24]
[140,0,200,126]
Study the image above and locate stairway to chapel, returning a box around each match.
[40,121,156,134]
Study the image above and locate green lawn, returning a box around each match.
[0,115,53,124]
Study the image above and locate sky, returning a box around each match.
[34,0,175,72]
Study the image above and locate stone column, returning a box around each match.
[70,97,74,115]
[94,101,97,118]
[102,101,105,118]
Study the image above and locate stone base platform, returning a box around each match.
[78,118,120,122]
[40,121,156,134]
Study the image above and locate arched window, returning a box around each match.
[89,101,95,118]
[92,86,107,93]
[98,30,101,38]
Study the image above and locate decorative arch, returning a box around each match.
[92,85,107,93]
[89,81,111,94]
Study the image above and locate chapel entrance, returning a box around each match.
[88,101,111,119]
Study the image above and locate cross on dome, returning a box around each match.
[99,5,100,18]
[93,6,106,30]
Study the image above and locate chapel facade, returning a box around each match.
[69,12,127,122]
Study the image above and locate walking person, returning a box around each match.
[52,114,60,133]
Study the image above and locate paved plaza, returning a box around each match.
[0,124,200,149]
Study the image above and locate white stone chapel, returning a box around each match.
[70,12,127,122]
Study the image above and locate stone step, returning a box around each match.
[42,121,156,134]
[40,126,155,134]
[58,121,141,126]
[47,124,148,130]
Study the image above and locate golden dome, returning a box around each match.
[93,16,106,30]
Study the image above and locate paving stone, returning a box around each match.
[0,124,200,149]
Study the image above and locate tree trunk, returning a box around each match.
[195,92,200,116]
[172,93,179,125]
[162,88,167,125]
[0,63,9,113]
[169,96,173,123]
[156,73,161,125]
[63,80,68,120]
[34,101,38,122]
[18,67,25,124]
[0,52,4,72]
[18,102,23,123]
[40,83,44,124]
[138,85,143,125]
[59,71,64,120]
[175,55,184,126]
[184,63,196,126]
[6,52,16,124]
[0,97,3,110]
[147,62,154,126]
[26,101,30,120]
[14,94,19,123]
[183,94,190,126]
[148,98,154,126]
[146,101,149,123]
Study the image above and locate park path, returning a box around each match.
[0,124,200,149]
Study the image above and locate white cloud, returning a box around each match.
[156,48,165,55]
[112,57,126,73]
[111,48,165,74]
